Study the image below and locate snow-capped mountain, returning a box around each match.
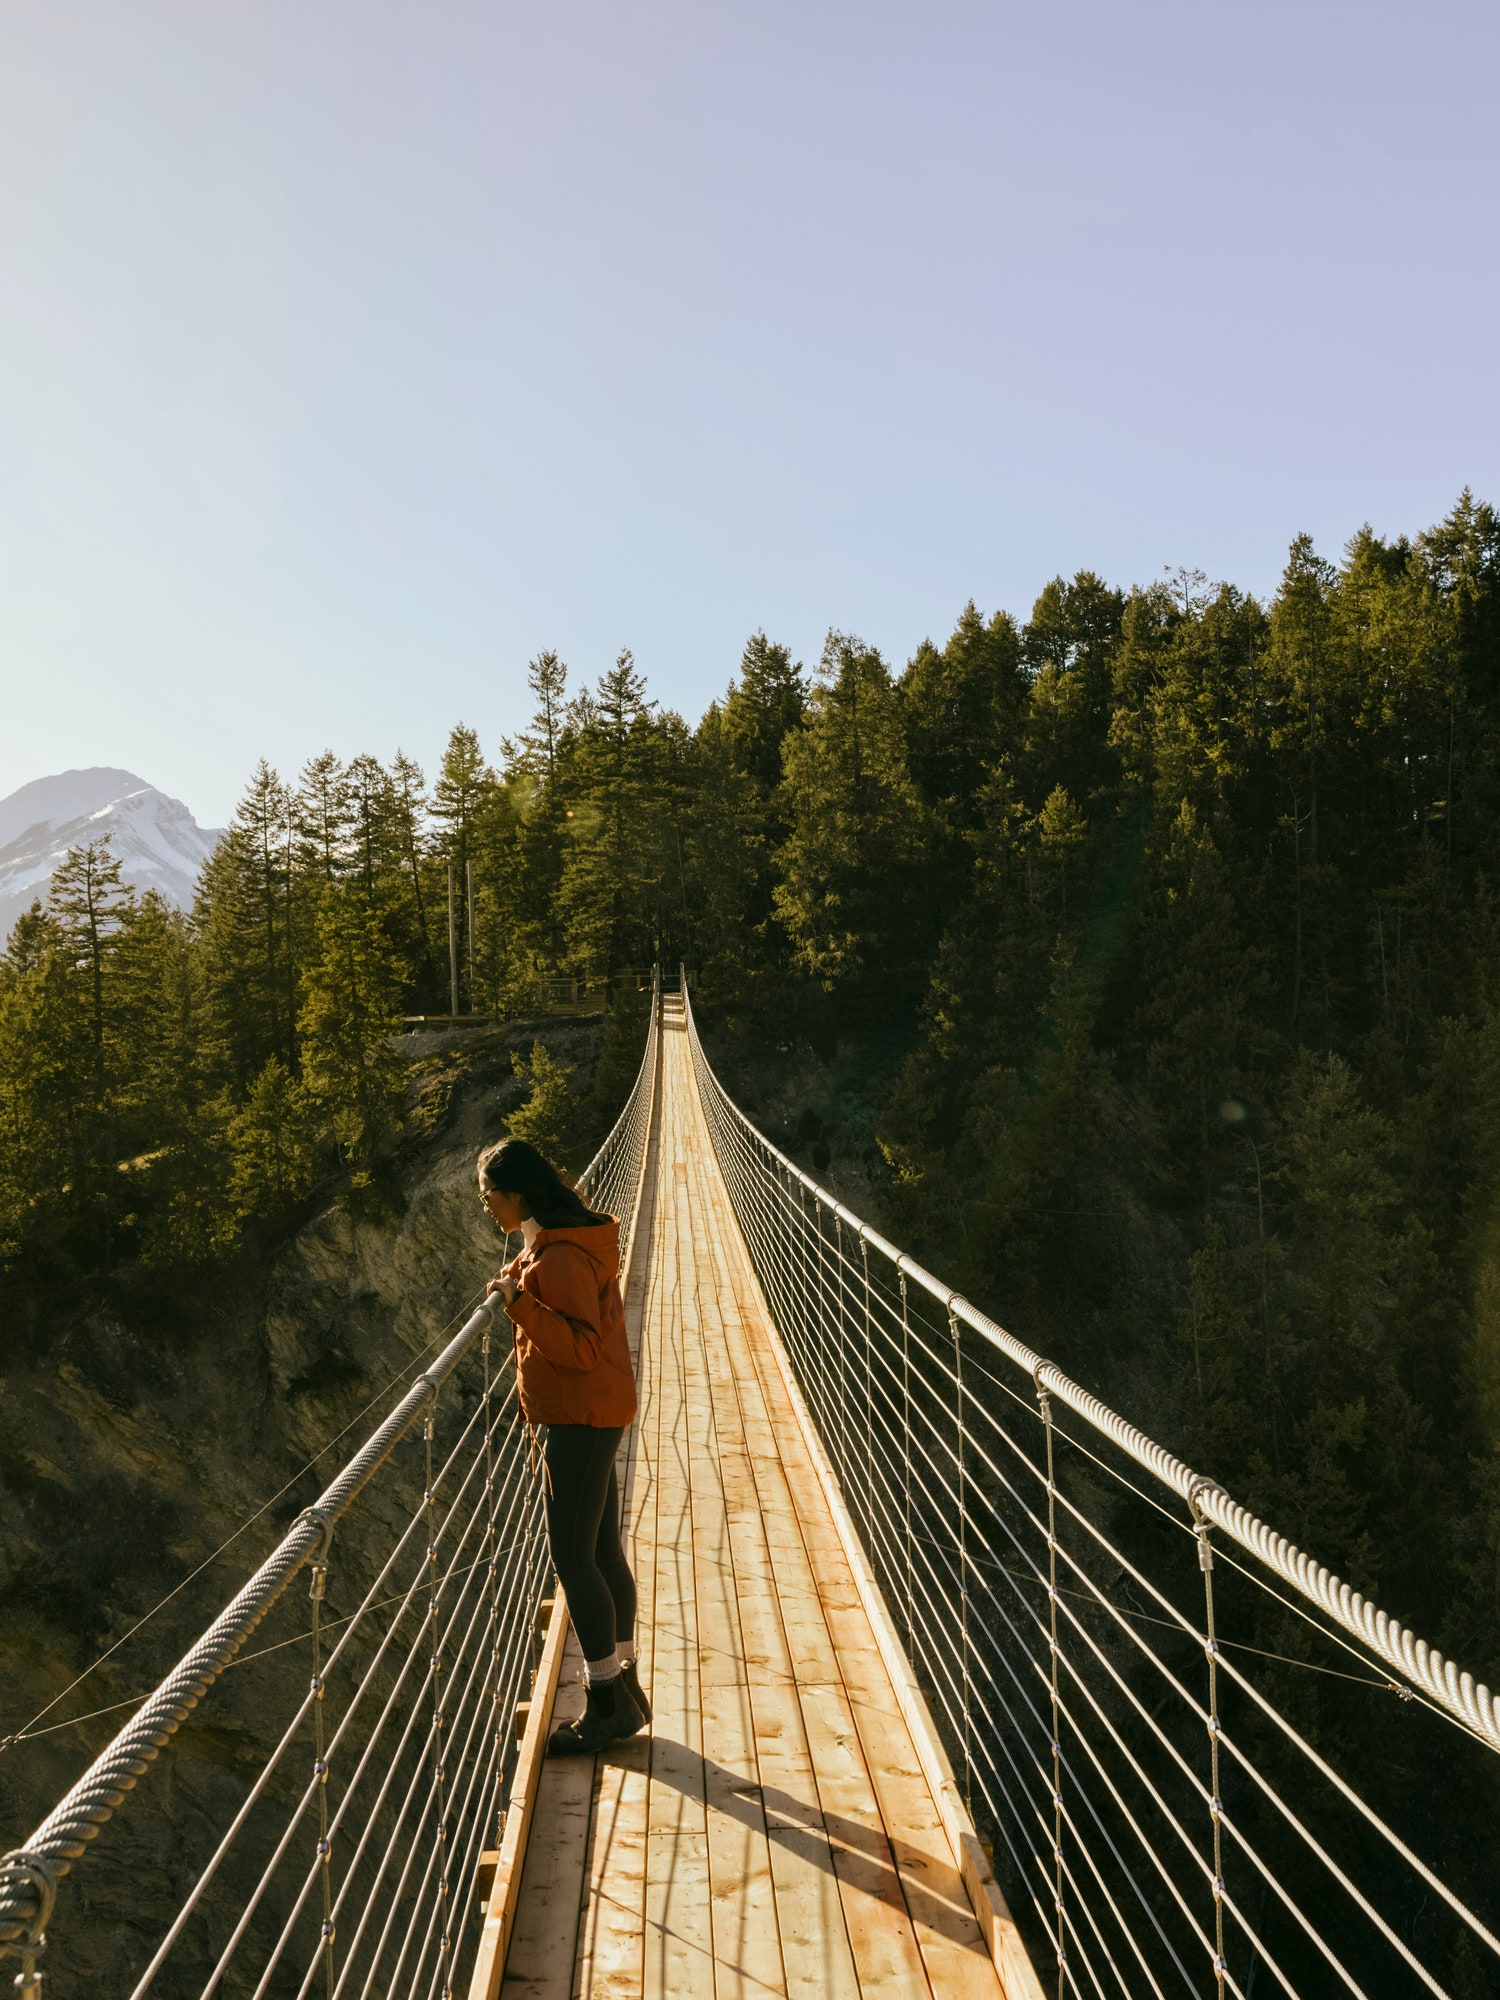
[0,769,224,942]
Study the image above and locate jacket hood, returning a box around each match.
[530,1216,620,1276]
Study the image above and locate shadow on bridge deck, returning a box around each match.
[494,999,1010,1999]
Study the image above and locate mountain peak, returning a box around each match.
[0,770,223,941]
[0,767,154,852]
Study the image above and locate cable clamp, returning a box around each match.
[0,1852,56,1992]
[295,1506,334,1562]
[1209,1795,1225,1820]
[1206,1716,1223,1738]
[1212,1877,1225,1900]
[1387,1681,1414,1702]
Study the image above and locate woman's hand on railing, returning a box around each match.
[487,1275,518,1305]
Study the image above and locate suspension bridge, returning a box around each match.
[2,974,1498,1998]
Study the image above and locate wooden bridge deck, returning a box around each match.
[495,1005,1013,2000]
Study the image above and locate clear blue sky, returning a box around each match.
[2,0,1496,826]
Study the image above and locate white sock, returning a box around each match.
[586,1654,620,1685]
[615,1641,637,1667]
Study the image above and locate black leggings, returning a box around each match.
[543,1424,636,1662]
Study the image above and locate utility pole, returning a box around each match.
[447,863,459,1017]
[466,859,476,1012]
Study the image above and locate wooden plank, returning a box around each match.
[679,1100,912,2000]
[685,1103,993,2000]
[725,1180,1043,2000]
[496,1012,1039,2000]
[681,1237,788,2000]
[700,1322,862,1999]
[643,1096,717,1998]
[499,1632,594,1999]
[573,1112,664,2000]
[470,1592,575,2000]
[484,1029,663,2000]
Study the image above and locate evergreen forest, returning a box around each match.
[5,488,1500,1718]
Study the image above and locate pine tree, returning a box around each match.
[1266,535,1346,1034]
[388,751,436,987]
[773,632,932,1000]
[1021,571,1127,804]
[197,762,299,1086]
[229,1058,318,1216]
[504,651,569,776]
[555,651,683,978]
[48,839,134,1108]
[296,752,350,882]
[346,754,393,896]
[298,888,407,1161]
[505,1042,578,1162]
[431,726,501,1005]
[901,602,1025,828]
[720,633,804,789]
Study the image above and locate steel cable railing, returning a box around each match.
[0,969,660,1998]
[681,973,1500,2000]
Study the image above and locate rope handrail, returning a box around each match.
[675,972,1499,1757]
[10,963,1495,1997]
[679,964,1500,1998]
[0,967,662,1971]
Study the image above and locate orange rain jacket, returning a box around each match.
[500,1216,638,1429]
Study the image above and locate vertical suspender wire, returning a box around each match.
[814,1193,830,1450]
[309,1524,335,1999]
[800,1184,824,1424]
[862,1238,876,1563]
[901,1271,915,1663]
[481,1313,505,1851]
[784,1172,815,1401]
[1037,1376,1067,1999]
[951,1303,972,1814]
[423,1402,454,1998]
[811,1189,830,1442]
[1192,1493,1228,1998]
[834,1212,851,1496]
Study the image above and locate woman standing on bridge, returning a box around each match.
[478,1137,649,1753]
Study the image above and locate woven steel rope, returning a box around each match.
[0,970,661,1977]
[680,969,1500,1999]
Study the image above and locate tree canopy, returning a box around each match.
[5,490,1500,1702]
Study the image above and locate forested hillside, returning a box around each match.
[5,489,1500,1695]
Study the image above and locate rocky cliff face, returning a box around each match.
[0,1017,605,1992]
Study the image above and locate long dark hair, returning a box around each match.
[476,1138,609,1230]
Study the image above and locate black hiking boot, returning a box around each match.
[620,1659,652,1726]
[548,1673,646,1756]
